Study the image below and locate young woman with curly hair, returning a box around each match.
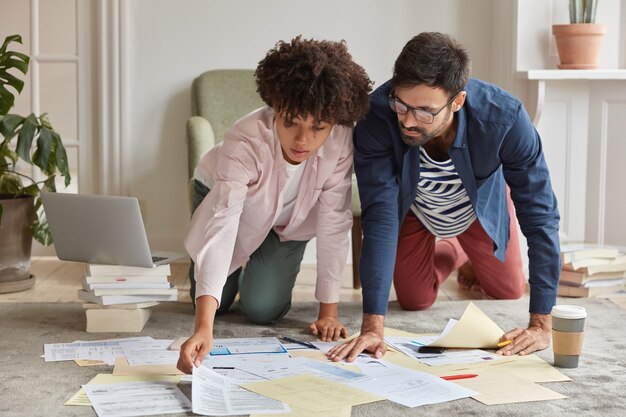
[178,37,372,373]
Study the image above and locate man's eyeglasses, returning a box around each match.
[388,91,459,124]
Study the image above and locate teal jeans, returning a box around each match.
[189,179,308,324]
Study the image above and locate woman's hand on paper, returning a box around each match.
[309,317,349,341]
[177,295,219,374]
[177,330,214,374]
[309,302,349,341]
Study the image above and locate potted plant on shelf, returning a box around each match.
[0,34,71,293]
[552,0,606,69]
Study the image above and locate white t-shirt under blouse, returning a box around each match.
[273,161,306,226]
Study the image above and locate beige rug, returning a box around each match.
[1,298,624,416]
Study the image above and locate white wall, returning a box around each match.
[121,0,495,262]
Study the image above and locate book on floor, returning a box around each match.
[82,285,176,297]
[86,307,152,332]
[562,255,626,275]
[82,280,172,290]
[560,243,620,264]
[557,283,624,298]
[82,301,160,310]
[560,277,624,288]
[77,289,177,305]
[83,275,170,284]
[85,263,171,277]
[559,269,626,286]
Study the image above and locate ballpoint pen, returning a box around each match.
[440,373,479,381]
[280,336,317,349]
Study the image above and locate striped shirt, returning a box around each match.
[410,147,476,238]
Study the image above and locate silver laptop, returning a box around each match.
[41,192,182,267]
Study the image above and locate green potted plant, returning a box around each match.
[552,0,606,69]
[0,34,71,292]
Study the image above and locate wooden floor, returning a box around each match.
[2,257,624,311]
[0,256,485,304]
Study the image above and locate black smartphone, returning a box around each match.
[417,346,445,354]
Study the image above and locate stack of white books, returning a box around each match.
[558,243,626,298]
[77,263,177,332]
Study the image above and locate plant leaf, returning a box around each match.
[33,126,53,173]
[0,88,14,110]
[0,35,30,116]
[2,55,29,73]
[52,132,71,187]
[20,183,39,197]
[0,172,23,194]
[0,114,24,137]
[32,214,53,246]
[590,0,597,24]
[0,35,24,54]
[0,141,18,166]
[31,194,52,245]
[42,175,57,193]
[0,71,25,90]
[16,114,37,163]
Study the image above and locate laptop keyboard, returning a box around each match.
[151,256,167,263]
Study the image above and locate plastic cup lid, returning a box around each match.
[551,305,587,319]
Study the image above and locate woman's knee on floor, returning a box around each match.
[239,296,291,325]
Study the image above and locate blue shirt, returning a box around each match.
[353,79,561,315]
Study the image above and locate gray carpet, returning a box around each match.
[1,298,625,417]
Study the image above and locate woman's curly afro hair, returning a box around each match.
[255,36,372,127]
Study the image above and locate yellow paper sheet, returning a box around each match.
[488,354,571,383]
[430,302,505,348]
[64,373,184,406]
[452,367,567,405]
[112,357,184,376]
[251,405,351,417]
[241,375,382,412]
[289,349,329,362]
[74,359,107,367]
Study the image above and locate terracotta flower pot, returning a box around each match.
[552,23,607,69]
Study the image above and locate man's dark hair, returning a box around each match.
[392,32,471,97]
[255,36,372,126]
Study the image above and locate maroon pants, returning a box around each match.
[393,192,525,310]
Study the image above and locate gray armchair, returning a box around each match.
[186,69,362,288]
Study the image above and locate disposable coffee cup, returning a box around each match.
[551,305,587,368]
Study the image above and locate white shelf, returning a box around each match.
[520,70,626,125]
[519,69,626,80]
